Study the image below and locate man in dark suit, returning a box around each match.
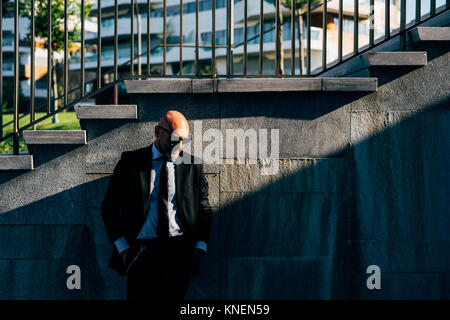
[101,110,212,300]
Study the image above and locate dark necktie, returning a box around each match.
[157,156,170,239]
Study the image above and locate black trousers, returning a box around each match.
[126,235,195,300]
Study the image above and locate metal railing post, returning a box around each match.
[131,0,135,76]
[64,0,68,106]
[163,0,166,75]
[338,0,343,62]
[13,0,19,155]
[180,0,183,75]
[370,0,374,46]
[47,0,52,114]
[323,0,328,71]
[354,0,359,54]
[147,0,151,76]
[31,0,35,129]
[307,0,311,75]
[227,0,234,77]
[291,0,295,75]
[212,0,216,78]
[114,0,118,104]
[81,0,85,97]
[385,0,390,39]
[97,0,102,89]
[259,0,263,75]
[195,0,199,75]
[0,0,3,138]
[400,0,406,50]
[243,0,247,75]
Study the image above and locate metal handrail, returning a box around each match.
[1,0,449,154]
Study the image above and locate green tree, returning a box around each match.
[19,0,93,121]
[281,0,321,75]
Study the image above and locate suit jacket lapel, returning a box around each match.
[175,161,186,223]
[139,144,153,217]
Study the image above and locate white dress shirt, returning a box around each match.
[114,143,207,253]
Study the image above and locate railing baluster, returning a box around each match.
[14,0,19,154]
[64,0,68,106]
[354,0,359,54]
[47,0,52,114]
[291,0,295,75]
[243,0,247,75]
[416,0,421,23]
[338,0,343,62]
[196,0,199,76]
[114,0,118,104]
[147,0,151,76]
[401,0,406,50]
[275,0,279,75]
[81,0,85,96]
[31,0,35,127]
[307,0,311,75]
[131,0,135,76]
[385,0,390,39]
[180,0,183,76]
[259,0,263,75]
[163,0,166,75]
[431,0,436,15]
[227,0,233,77]
[97,0,102,89]
[212,0,216,78]
[0,0,3,138]
[323,0,328,71]
[64,0,69,105]
[370,0,374,46]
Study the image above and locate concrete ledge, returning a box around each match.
[364,51,427,66]
[322,77,378,91]
[410,27,450,42]
[74,105,138,119]
[0,155,34,170]
[216,78,322,92]
[23,130,87,145]
[125,78,378,93]
[125,79,191,93]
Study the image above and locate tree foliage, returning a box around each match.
[19,0,94,54]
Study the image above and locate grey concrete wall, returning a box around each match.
[0,45,448,299]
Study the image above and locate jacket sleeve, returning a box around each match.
[197,165,213,244]
[101,154,129,243]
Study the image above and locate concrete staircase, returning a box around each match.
[1,26,447,172]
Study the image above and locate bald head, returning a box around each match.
[158,110,190,138]
[155,110,190,159]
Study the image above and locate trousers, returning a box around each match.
[126,235,195,300]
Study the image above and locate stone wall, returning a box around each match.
[0,45,448,299]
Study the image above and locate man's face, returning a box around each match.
[155,124,189,160]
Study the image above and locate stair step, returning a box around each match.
[364,52,427,67]
[125,78,378,93]
[74,104,138,119]
[0,155,34,170]
[410,27,450,42]
[321,77,377,91]
[22,130,87,145]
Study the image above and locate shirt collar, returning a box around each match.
[152,142,164,160]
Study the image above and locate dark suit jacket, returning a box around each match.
[101,143,212,276]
